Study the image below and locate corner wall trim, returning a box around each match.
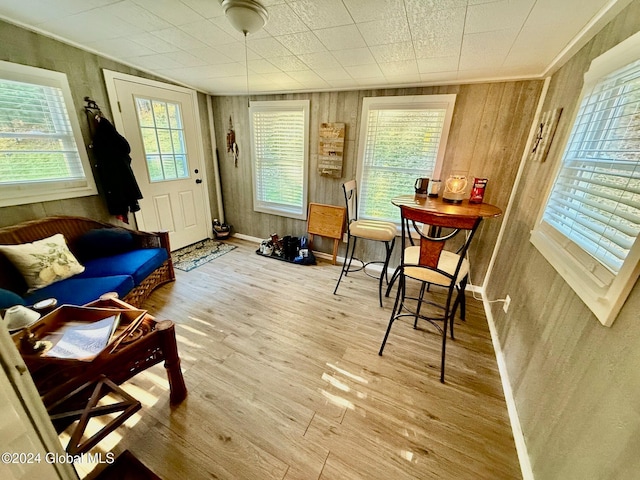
[483,298,535,480]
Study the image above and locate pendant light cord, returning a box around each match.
[244,32,250,108]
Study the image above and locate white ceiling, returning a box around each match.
[0,0,632,95]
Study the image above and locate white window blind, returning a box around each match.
[542,58,640,274]
[0,61,96,207]
[531,30,640,326]
[357,95,456,223]
[250,100,309,220]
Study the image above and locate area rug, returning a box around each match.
[173,238,236,272]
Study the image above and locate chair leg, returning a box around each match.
[334,234,356,295]
[377,238,395,307]
[440,305,450,383]
[385,265,401,298]
[414,282,427,329]
[379,274,404,355]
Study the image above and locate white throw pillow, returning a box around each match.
[0,233,85,291]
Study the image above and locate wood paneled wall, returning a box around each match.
[0,20,219,230]
[212,80,543,285]
[486,1,640,478]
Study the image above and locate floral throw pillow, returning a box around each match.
[0,234,85,291]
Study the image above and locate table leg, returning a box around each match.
[156,320,187,404]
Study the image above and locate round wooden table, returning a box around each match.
[391,194,502,219]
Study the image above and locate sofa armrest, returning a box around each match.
[130,230,170,250]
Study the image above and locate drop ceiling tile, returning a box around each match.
[150,27,209,50]
[344,63,384,79]
[179,19,236,47]
[384,73,422,85]
[420,71,459,83]
[465,0,535,34]
[369,41,414,63]
[257,72,303,91]
[288,0,353,30]
[190,47,236,64]
[207,76,245,93]
[263,3,309,36]
[315,66,352,81]
[213,42,262,62]
[164,50,207,67]
[0,0,73,25]
[157,64,222,79]
[276,31,326,55]
[314,25,367,51]
[128,32,181,54]
[456,68,506,82]
[297,51,342,70]
[413,32,463,59]
[100,1,172,31]
[461,29,517,58]
[355,76,387,87]
[180,0,224,19]
[131,53,184,70]
[379,60,419,76]
[247,37,292,58]
[326,78,356,88]
[458,53,503,71]
[417,55,459,73]
[358,17,412,46]
[404,0,468,12]
[86,38,157,58]
[332,47,376,67]
[204,62,247,78]
[38,10,142,43]
[131,0,203,26]
[42,0,121,15]
[268,55,310,71]
[342,0,406,23]
[287,69,328,85]
[249,58,281,74]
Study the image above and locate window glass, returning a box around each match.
[135,97,188,183]
[249,100,309,220]
[357,95,456,222]
[0,61,96,206]
[531,31,640,326]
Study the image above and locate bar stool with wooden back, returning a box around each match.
[333,180,396,306]
[378,203,482,382]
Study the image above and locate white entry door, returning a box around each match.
[104,71,211,251]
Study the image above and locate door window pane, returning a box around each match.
[135,97,189,182]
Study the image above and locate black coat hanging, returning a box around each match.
[91,117,143,220]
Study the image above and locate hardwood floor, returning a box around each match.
[80,238,521,479]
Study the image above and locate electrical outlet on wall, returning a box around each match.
[503,295,511,313]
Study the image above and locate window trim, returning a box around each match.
[249,99,310,220]
[0,60,97,207]
[530,30,640,327]
[355,94,456,223]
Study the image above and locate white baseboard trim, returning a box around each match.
[482,297,534,480]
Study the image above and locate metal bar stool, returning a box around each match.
[333,180,396,306]
[379,204,482,382]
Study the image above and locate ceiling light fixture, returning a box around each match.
[221,0,269,105]
[221,0,269,35]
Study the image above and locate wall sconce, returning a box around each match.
[442,173,468,203]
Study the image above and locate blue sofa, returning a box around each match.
[0,216,175,309]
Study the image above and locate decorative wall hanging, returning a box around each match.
[318,122,345,178]
[226,116,239,167]
[530,107,563,163]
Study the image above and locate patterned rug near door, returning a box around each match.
[172,238,236,272]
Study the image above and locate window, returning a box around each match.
[0,61,96,207]
[135,96,188,182]
[249,100,309,220]
[531,31,640,326]
[356,95,456,223]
